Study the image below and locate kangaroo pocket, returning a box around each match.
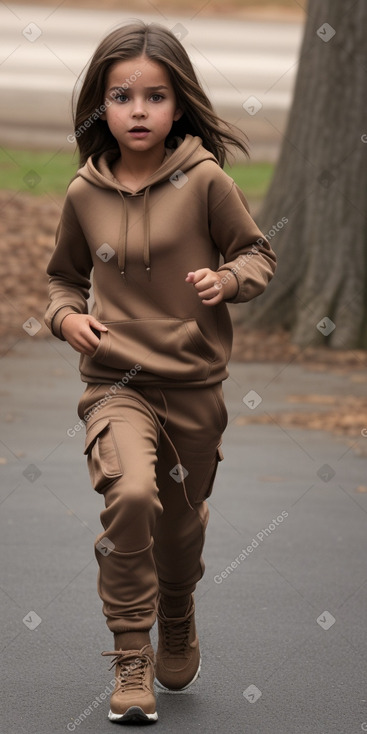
[85,318,218,382]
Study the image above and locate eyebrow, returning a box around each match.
[108,85,169,92]
[145,86,169,91]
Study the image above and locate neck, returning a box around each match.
[116,142,166,181]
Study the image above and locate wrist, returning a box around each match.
[218,270,238,301]
[52,307,78,340]
[60,310,81,337]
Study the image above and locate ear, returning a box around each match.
[173,107,184,122]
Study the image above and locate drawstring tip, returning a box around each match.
[146,267,151,280]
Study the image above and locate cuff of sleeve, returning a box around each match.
[216,266,241,303]
[51,307,79,340]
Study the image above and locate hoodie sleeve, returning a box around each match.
[44,194,93,340]
[209,181,276,303]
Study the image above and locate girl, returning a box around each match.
[45,20,276,724]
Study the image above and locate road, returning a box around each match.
[1,338,367,733]
[0,5,304,159]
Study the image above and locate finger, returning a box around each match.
[185,272,196,283]
[74,336,96,355]
[62,327,95,355]
[196,278,221,294]
[187,268,210,285]
[72,327,99,352]
[88,316,108,332]
[202,292,223,306]
[198,287,222,300]
[193,278,211,293]
[83,330,100,350]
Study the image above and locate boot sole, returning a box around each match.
[154,657,201,693]
[108,706,158,723]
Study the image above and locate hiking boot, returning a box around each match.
[155,594,201,692]
[101,643,158,722]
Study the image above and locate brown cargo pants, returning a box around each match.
[77,382,227,634]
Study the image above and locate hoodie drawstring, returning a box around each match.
[117,187,151,280]
[117,192,128,278]
[143,187,151,279]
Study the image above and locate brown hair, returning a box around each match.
[73,20,249,167]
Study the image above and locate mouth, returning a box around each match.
[129,126,150,133]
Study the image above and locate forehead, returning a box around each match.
[106,55,172,89]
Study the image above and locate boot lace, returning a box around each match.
[101,647,153,691]
[161,615,192,656]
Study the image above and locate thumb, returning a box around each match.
[185,271,195,283]
[88,316,108,332]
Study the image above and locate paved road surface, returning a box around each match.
[1,338,367,733]
[0,5,304,159]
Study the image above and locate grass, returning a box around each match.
[0,148,79,196]
[224,162,273,200]
[0,147,274,199]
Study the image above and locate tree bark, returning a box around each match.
[243,0,367,348]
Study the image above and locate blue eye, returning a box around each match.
[150,94,164,102]
[114,94,128,103]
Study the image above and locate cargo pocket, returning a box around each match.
[186,444,224,504]
[84,418,123,494]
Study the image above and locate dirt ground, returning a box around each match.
[1,189,366,442]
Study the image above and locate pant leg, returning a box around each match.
[78,381,227,631]
[146,383,228,598]
[78,387,164,634]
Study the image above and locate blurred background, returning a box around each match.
[0,0,305,352]
[1,0,366,386]
[0,1,304,157]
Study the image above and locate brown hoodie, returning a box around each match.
[45,134,276,387]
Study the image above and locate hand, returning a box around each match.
[185,268,237,305]
[61,314,108,356]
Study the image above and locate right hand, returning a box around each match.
[61,314,108,356]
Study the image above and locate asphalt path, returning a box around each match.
[0,5,304,159]
[1,338,367,733]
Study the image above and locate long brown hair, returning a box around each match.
[73,20,249,167]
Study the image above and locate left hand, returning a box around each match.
[185,268,237,305]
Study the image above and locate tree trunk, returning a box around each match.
[243,0,367,348]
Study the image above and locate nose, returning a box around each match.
[131,96,147,119]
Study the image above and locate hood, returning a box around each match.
[78,134,217,192]
[76,135,218,278]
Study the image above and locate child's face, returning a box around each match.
[102,55,183,155]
